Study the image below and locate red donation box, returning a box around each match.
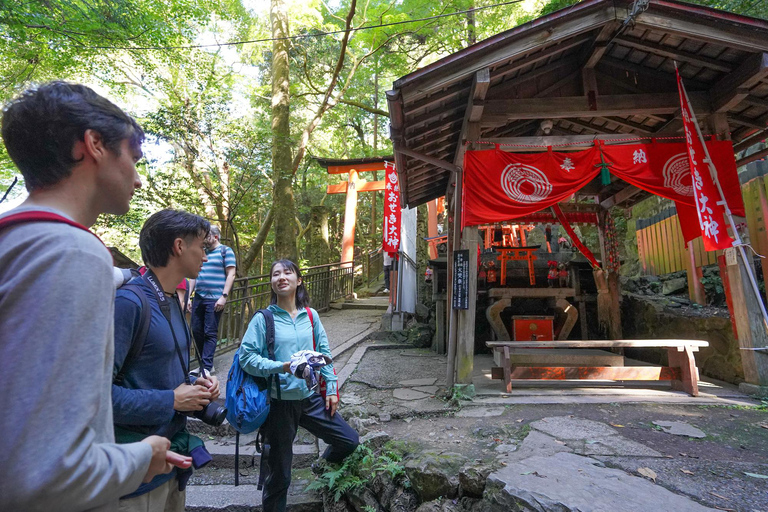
[512,316,554,341]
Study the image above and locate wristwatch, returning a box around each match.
[222,293,229,298]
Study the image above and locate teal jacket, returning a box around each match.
[239,305,338,400]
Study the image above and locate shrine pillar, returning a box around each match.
[427,199,438,259]
[341,170,358,265]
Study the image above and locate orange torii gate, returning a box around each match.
[317,157,390,264]
[317,156,444,266]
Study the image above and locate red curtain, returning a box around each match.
[462,141,744,246]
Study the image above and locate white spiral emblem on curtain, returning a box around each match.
[500,163,552,203]
[663,153,693,197]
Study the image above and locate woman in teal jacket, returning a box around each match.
[239,259,359,512]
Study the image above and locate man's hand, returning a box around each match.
[325,394,338,417]
[141,436,191,483]
[214,296,227,312]
[173,383,212,412]
[195,374,220,401]
[282,361,292,374]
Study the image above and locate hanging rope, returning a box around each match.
[551,205,600,269]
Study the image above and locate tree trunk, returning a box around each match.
[271,0,298,261]
[307,205,332,265]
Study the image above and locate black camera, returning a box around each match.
[192,401,227,426]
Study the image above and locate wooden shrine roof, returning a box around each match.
[386,0,768,208]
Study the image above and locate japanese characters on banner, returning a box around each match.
[676,68,735,251]
[382,162,401,255]
[462,142,744,249]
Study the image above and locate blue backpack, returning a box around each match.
[225,309,280,434]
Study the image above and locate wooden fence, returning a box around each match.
[636,173,768,281]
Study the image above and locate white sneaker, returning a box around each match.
[383,288,390,293]
[189,368,200,377]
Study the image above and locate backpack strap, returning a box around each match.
[257,309,280,401]
[306,308,340,400]
[0,211,106,247]
[113,283,152,385]
[220,245,228,272]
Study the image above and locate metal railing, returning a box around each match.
[361,250,384,288]
[210,259,360,354]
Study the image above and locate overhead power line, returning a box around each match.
[85,0,525,51]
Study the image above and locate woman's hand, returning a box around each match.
[326,394,338,417]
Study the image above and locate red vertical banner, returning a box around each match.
[382,162,401,254]
[676,68,734,251]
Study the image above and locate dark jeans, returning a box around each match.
[190,297,222,370]
[262,394,359,512]
[383,265,391,290]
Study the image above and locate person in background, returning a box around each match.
[0,81,188,512]
[187,225,236,375]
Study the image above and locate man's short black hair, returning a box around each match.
[140,209,210,268]
[1,81,144,191]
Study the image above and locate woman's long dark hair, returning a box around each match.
[270,259,311,309]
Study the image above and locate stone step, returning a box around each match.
[340,300,389,311]
[205,441,318,469]
[185,482,321,512]
[492,348,624,368]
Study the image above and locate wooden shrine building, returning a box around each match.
[386,0,768,394]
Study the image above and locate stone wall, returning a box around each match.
[622,294,744,384]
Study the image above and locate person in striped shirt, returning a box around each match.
[187,226,236,374]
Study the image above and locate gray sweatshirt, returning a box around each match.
[0,206,152,511]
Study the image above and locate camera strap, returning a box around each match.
[142,269,204,385]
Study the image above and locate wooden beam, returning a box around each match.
[599,56,708,91]
[484,133,653,147]
[398,147,459,173]
[710,53,768,112]
[600,185,644,208]
[454,68,490,168]
[481,93,710,123]
[400,3,617,101]
[599,116,654,135]
[493,35,592,82]
[581,21,619,69]
[730,114,766,130]
[565,118,620,134]
[735,147,768,167]
[733,128,768,153]
[634,13,768,53]
[613,35,733,73]
[744,95,768,110]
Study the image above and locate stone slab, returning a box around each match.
[739,382,768,398]
[488,452,718,512]
[530,416,618,440]
[653,420,706,438]
[569,435,662,457]
[400,378,438,386]
[393,388,433,400]
[455,407,506,418]
[493,348,625,367]
[413,385,439,394]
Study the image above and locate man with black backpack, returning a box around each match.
[113,209,222,511]
[188,225,236,375]
[0,82,189,511]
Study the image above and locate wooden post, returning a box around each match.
[724,247,768,393]
[340,170,358,266]
[687,243,706,305]
[457,225,479,384]
[446,171,463,388]
[597,208,621,339]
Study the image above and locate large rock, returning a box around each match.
[346,486,382,512]
[459,463,493,498]
[388,487,419,512]
[405,451,463,502]
[415,498,464,512]
[486,452,717,511]
[662,277,687,295]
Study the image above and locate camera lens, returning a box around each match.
[195,402,228,426]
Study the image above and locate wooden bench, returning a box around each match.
[486,340,709,396]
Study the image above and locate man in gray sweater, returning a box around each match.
[0,82,191,511]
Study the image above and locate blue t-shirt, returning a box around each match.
[195,244,236,299]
